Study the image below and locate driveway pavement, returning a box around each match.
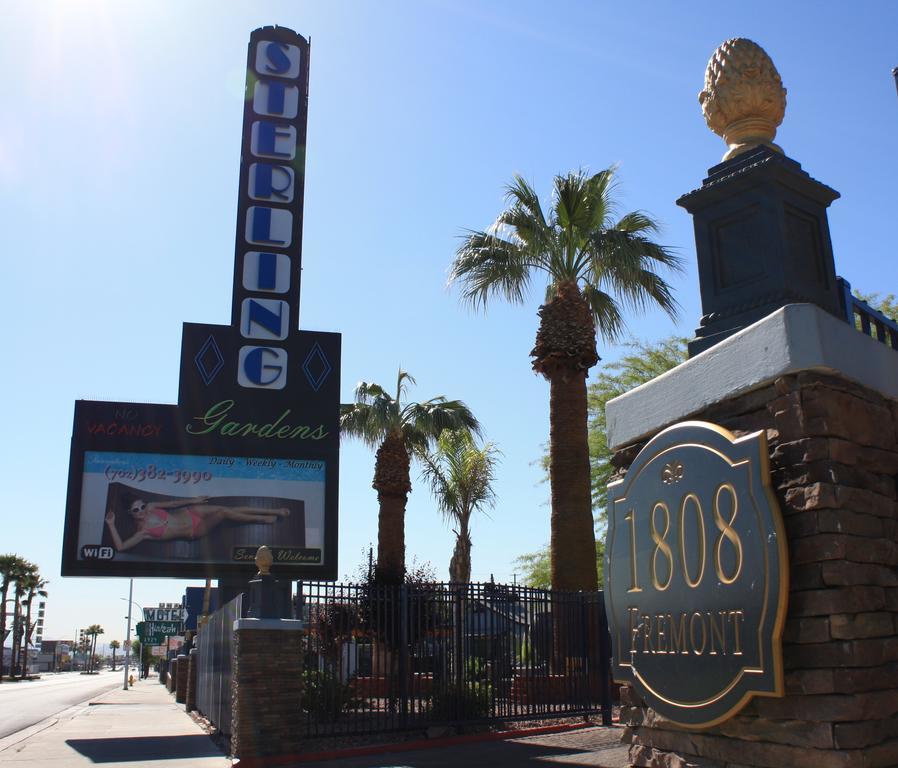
[293,726,629,767]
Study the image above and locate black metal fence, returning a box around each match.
[195,593,242,735]
[297,581,613,738]
[839,276,898,348]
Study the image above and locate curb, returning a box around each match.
[235,720,603,766]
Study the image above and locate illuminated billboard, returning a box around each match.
[76,452,325,567]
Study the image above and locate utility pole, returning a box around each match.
[123,579,133,690]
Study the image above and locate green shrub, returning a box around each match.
[429,681,492,721]
[465,656,487,681]
[301,669,359,722]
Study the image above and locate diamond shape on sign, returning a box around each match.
[302,343,332,392]
[195,335,225,385]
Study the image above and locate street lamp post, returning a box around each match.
[119,581,143,690]
[120,589,146,689]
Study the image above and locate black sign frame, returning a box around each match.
[62,27,341,581]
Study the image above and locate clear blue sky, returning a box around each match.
[2,0,896,644]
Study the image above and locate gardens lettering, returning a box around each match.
[186,399,328,440]
[626,607,744,657]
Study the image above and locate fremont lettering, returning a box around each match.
[626,607,744,657]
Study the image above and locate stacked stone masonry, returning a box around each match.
[166,658,177,693]
[612,371,898,768]
[186,648,197,713]
[231,628,304,760]
[175,653,188,704]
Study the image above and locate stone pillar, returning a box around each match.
[606,304,898,768]
[175,653,189,703]
[185,648,198,712]
[166,659,177,693]
[230,545,305,761]
[231,620,305,761]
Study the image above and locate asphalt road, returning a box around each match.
[0,670,122,739]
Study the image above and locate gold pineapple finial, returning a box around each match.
[255,545,273,576]
[699,38,787,161]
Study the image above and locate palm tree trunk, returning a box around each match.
[449,526,472,583]
[531,281,599,593]
[372,432,411,585]
[10,588,22,677]
[375,493,407,585]
[548,370,598,592]
[0,584,8,681]
[19,600,33,680]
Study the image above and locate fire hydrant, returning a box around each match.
[129,674,135,687]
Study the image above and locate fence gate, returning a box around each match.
[298,581,613,738]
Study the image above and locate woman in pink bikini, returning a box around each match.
[104,496,289,552]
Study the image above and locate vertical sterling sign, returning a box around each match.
[231,28,309,388]
[63,27,340,580]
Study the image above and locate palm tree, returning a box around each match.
[19,570,48,680]
[451,169,681,591]
[9,560,36,678]
[420,430,500,583]
[341,369,480,585]
[0,555,28,681]
[110,640,120,671]
[85,624,104,674]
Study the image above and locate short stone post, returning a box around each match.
[231,546,305,762]
[185,647,198,712]
[167,658,177,693]
[175,653,189,703]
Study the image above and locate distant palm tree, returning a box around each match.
[19,571,48,680]
[451,169,681,590]
[110,640,120,671]
[341,369,480,584]
[9,560,36,678]
[421,430,500,583]
[0,555,29,681]
[85,624,104,674]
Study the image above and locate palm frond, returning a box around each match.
[504,174,546,226]
[553,169,599,232]
[396,369,416,402]
[581,284,626,341]
[615,210,661,235]
[421,429,500,529]
[405,398,481,443]
[585,167,619,222]
[453,166,682,352]
[498,205,553,255]
[341,376,404,448]
[354,380,389,403]
[451,230,533,309]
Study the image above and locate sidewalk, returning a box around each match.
[0,676,229,767]
[0,676,629,768]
